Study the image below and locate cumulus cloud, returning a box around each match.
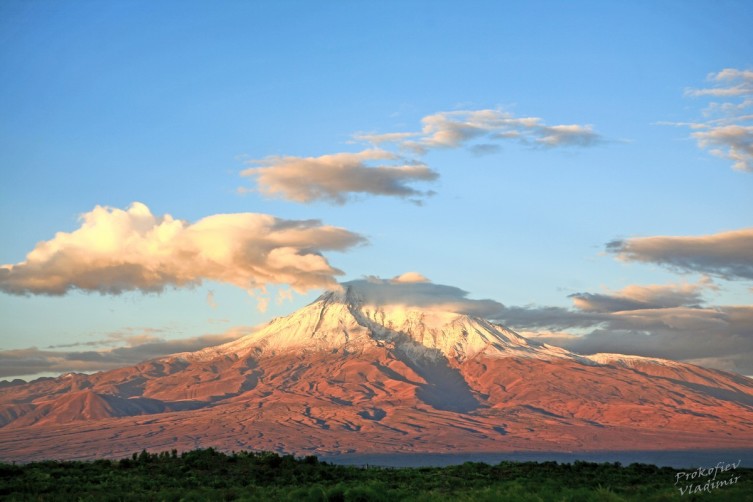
[677,68,753,172]
[0,202,366,296]
[606,227,753,281]
[358,109,603,154]
[241,149,438,204]
[0,328,250,379]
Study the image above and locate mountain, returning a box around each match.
[2,286,753,462]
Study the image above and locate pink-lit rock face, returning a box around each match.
[2,289,752,462]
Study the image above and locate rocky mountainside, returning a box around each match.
[2,286,753,462]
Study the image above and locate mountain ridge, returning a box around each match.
[1,287,752,462]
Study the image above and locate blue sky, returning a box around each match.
[1,0,752,379]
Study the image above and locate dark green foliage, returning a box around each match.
[1,449,752,501]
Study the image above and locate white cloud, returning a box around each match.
[256,296,270,313]
[569,281,709,313]
[391,271,430,283]
[500,296,753,376]
[685,68,753,98]
[405,110,517,152]
[240,108,603,204]
[540,305,753,375]
[352,131,419,145]
[607,227,753,280]
[692,125,753,172]
[678,68,753,172]
[363,109,603,154]
[534,124,601,147]
[241,149,438,204]
[0,202,366,296]
[276,288,294,305]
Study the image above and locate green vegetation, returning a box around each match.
[1,449,751,501]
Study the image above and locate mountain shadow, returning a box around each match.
[392,343,480,413]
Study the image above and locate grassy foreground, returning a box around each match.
[1,448,751,501]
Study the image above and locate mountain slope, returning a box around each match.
[1,287,752,462]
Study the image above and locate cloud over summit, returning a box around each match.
[344,274,506,317]
[0,202,365,296]
[351,273,751,375]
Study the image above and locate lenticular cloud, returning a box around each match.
[0,202,365,295]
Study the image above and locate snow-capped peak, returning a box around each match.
[175,286,589,364]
